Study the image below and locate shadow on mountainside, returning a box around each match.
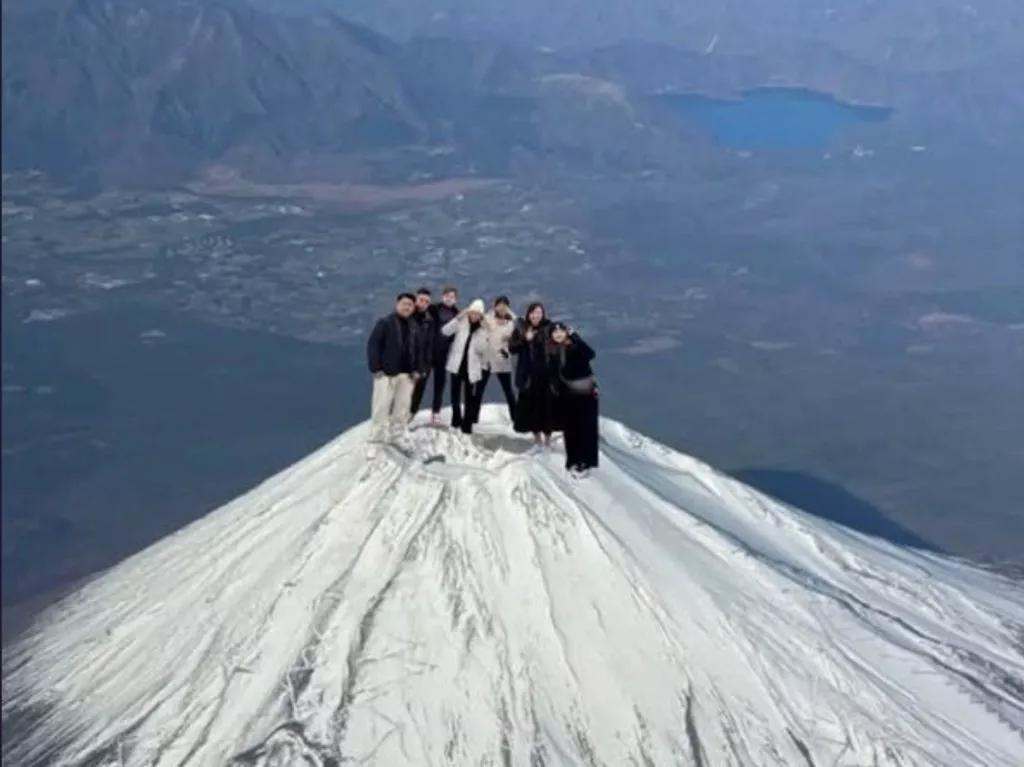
[470,432,536,455]
[732,468,944,554]
[2,301,368,621]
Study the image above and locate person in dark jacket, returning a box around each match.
[366,293,427,442]
[548,321,599,475]
[426,286,460,426]
[508,301,555,447]
[408,287,436,420]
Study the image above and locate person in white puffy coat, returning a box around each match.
[441,298,490,433]
[475,295,517,424]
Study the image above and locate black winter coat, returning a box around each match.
[549,334,596,393]
[413,309,435,365]
[508,318,552,391]
[366,313,428,376]
[429,303,460,365]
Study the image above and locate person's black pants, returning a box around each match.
[475,370,516,423]
[514,383,555,436]
[562,392,599,470]
[450,373,481,433]
[421,360,446,413]
[411,360,453,418]
[410,368,429,416]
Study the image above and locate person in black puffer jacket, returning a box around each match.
[508,301,555,447]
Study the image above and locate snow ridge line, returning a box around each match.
[328,485,454,756]
[227,468,455,765]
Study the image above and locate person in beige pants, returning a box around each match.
[366,292,426,443]
[370,374,416,443]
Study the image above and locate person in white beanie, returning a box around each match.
[440,298,490,434]
[474,295,517,424]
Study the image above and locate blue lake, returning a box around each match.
[653,87,893,151]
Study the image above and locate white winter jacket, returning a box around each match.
[442,315,490,383]
[483,310,516,373]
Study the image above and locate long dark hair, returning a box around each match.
[524,302,546,327]
[546,321,571,356]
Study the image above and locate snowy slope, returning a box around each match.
[3,405,1023,767]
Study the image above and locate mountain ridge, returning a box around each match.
[257,0,1024,67]
[251,0,1024,144]
[4,406,1023,766]
[3,0,677,185]
[5,0,1022,186]
[1,0,433,184]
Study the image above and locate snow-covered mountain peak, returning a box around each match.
[4,405,1024,767]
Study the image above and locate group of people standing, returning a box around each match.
[366,285,600,475]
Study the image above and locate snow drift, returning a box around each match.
[3,405,1024,767]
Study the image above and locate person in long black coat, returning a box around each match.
[507,301,555,446]
[548,322,599,474]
